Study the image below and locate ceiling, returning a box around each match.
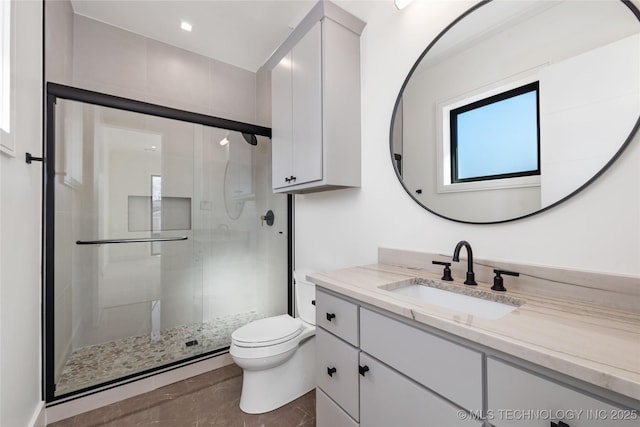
[70,0,382,72]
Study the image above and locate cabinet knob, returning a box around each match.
[327,367,337,377]
[290,175,297,181]
[285,176,291,183]
[359,365,370,376]
[326,312,336,322]
[551,421,569,427]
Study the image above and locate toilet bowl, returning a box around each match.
[230,273,316,414]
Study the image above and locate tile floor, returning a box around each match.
[48,364,316,427]
[56,312,262,396]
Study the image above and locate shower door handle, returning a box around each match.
[76,236,189,245]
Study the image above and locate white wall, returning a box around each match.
[0,1,44,426]
[295,0,640,278]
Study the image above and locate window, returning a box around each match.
[0,0,12,155]
[449,82,540,183]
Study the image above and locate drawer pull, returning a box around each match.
[359,365,370,376]
[326,312,336,322]
[311,300,316,306]
[551,422,569,427]
[327,367,337,377]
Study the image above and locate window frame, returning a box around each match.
[0,0,14,157]
[450,81,541,184]
[436,76,542,194]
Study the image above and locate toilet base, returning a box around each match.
[238,336,316,414]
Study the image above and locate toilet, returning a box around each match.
[230,272,316,414]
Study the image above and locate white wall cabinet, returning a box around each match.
[269,3,364,193]
[487,358,639,427]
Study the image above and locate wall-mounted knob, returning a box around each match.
[359,365,370,376]
[432,260,453,281]
[260,210,275,226]
[492,269,519,292]
[327,367,337,377]
[326,312,336,322]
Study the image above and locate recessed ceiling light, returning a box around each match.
[181,21,192,32]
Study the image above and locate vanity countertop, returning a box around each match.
[307,263,640,402]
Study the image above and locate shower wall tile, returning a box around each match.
[146,39,214,114]
[256,66,271,127]
[45,0,74,85]
[72,15,258,124]
[73,15,148,97]
[210,60,257,124]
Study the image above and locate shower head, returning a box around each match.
[242,133,258,146]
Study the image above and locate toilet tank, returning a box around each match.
[294,271,316,325]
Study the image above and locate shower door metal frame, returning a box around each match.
[43,82,293,403]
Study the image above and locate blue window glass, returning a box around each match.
[450,82,540,183]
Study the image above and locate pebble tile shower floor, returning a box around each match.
[48,364,316,427]
[56,312,262,395]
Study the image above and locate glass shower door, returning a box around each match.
[51,99,204,396]
[46,85,290,402]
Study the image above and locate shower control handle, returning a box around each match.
[327,367,337,377]
[326,312,336,322]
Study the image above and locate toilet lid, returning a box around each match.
[232,314,303,347]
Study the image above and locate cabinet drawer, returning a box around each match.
[316,289,358,346]
[316,328,359,421]
[359,353,483,427]
[360,308,482,412]
[488,358,639,427]
[316,388,359,427]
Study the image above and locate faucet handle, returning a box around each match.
[492,269,519,292]
[432,260,453,281]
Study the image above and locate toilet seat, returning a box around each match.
[232,315,303,348]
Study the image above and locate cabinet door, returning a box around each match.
[271,51,293,189]
[359,353,483,427]
[488,358,640,427]
[317,388,359,427]
[316,328,359,421]
[291,20,323,186]
[360,308,482,413]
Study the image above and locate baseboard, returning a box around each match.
[28,401,46,427]
[46,353,233,424]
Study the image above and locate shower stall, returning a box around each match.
[44,83,291,401]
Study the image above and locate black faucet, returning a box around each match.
[452,240,477,286]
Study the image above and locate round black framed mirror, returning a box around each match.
[390,0,640,224]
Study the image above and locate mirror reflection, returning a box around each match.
[392,0,640,223]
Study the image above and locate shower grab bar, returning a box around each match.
[76,236,188,245]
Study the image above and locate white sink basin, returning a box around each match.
[381,279,524,320]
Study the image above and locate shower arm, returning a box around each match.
[76,236,188,245]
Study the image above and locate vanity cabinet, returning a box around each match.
[359,353,482,427]
[487,358,639,427]
[270,5,363,193]
[360,307,483,413]
[315,289,360,426]
[315,289,484,427]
